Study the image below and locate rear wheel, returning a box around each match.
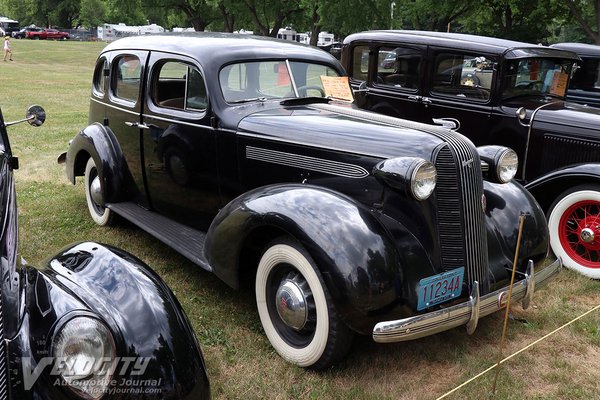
[548,185,600,279]
[255,238,353,370]
[84,157,114,226]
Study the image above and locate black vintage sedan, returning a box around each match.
[1,106,209,398]
[62,33,561,369]
[551,42,600,107]
[343,30,600,279]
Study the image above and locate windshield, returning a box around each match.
[502,58,573,99]
[219,60,340,103]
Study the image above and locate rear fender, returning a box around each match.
[65,123,135,202]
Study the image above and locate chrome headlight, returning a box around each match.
[373,157,437,200]
[477,145,519,183]
[496,148,519,183]
[52,316,116,399]
[411,161,437,200]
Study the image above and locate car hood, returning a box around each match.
[237,102,453,160]
[503,98,600,135]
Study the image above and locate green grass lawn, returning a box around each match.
[1,39,599,400]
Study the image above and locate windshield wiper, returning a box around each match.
[229,97,268,104]
[280,97,332,106]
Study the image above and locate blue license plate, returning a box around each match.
[417,267,464,311]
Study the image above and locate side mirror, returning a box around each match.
[516,107,529,127]
[26,105,46,127]
[6,105,46,127]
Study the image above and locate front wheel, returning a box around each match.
[84,157,114,226]
[255,239,353,370]
[548,185,600,279]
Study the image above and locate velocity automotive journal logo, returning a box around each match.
[20,356,159,393]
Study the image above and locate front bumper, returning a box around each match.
[373,257,562,343]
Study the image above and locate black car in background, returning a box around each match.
[1,106,209,398]
[62,33,560,369]
[552,42,600,107]
[343,30,600,279]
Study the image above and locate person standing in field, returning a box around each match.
[4,36,13,61]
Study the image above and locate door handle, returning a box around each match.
[407,95,421,102]
[421,97,432,105]
[125,121,151,130]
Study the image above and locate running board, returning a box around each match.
[107,202,212,272]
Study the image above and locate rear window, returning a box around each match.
[152,61,207,111]
[113,55,142,102]
[431,53,494,101]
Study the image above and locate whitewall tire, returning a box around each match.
[255,239,352,370]
[84,157,114,226]
[548,186,600,279]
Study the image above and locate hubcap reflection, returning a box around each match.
[276,273,309,331]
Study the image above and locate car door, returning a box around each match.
[349,42,427,122]
[141,53,219,230]
[106,50,150,206]
[423,48,496,145]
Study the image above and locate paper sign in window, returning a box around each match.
[320,76,354,101]
[550,72,568,97]
[277,62,291,86]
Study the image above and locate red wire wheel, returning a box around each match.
[558,200,600,269]
[548,187,600,279]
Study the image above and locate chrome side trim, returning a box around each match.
[246,146,369,179]
[372,258,562,343]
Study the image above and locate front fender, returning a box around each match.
[65,123,135,203]
[484,180,550,288]
[524,163,600,212]
[8,242,209,399]
[205,184,430,334]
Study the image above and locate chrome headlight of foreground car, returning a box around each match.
[477,145,519,183]
[52,316,116,399]
[373,157,437,200]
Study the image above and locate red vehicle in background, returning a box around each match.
[26,28,69,40]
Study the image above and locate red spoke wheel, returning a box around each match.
[548,186,600,279]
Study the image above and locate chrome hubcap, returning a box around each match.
[90,175,104,205]
[580,227,595,244]
[275,275,308,331]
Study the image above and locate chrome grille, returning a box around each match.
[435,142,489,293]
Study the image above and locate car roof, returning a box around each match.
[102,32,343,72]
[344,30,580,60]
[551,42,600,57]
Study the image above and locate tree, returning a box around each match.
[395,0,475,31]
[563,0,600,44]
[458,0,563,43]
[242,0,304,36]
[79,0,107,28]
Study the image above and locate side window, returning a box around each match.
[153,61,207,111]
[570,57,600,91]
[350,45,369,81]
[376,46,422,90]
[113,55,142,102]
[92,58,107,97]
[431,53,494,101]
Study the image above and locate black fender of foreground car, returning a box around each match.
[205,184,437,335]
[65,123,135,203]
[524,163,600,212]
[7,242,210,400]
